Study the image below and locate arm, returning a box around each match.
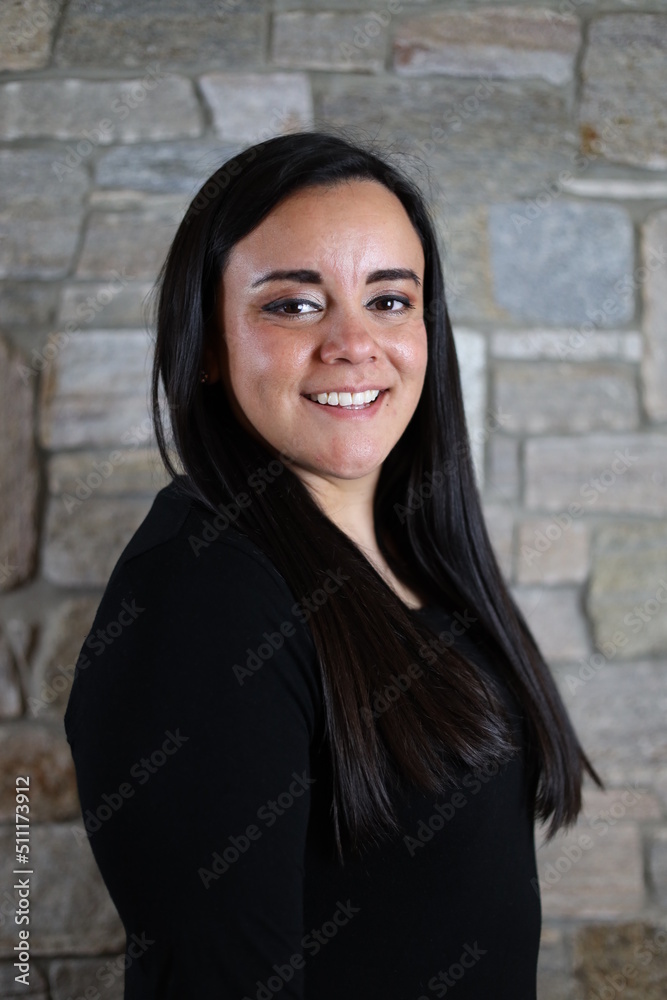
[65,530,322,999]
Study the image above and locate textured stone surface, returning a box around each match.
[480,503,513,580]
[0,722,79,821]
[495,361,638,433]
[272,11,388,70]
[28,598,100,721]
[516,517,588,585]
[491,328,643,362]
[573,921,667,997]
[0,336,39,593]
[0,281,60,330]
[535,820,643,918]
[39,330,153,448]
[649,829,667,908]
[55,0,264,69]
[452,328,486,486]
[579,14,667,169]
[96,141,234,194]
[0,150,88,278]
[485,436,519,503]
[586,522,667,658]
[641,210,667,422]
[536,925,573,1000]
[48,450,168,500]
[394,8,580,84]
[511,585,590,662]
[0,958,47,998]
[0,824,124,956]
[43,496,154,587]
[553,661,667,787]
[75,204,180,281]
[489,201,634,325]
[0,628,22,719]
[200,72,313,143]
[581,785,663,823]
[317,76,578,206]
[58,280,155,329]
[0,0,61,70]
[434,202,497,323]
[49,957,125,1000]
[0,75,202,143]
[524,434,667,516]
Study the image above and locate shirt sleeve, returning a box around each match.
[64,528,323,999]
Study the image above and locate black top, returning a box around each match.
[64,481,541,999]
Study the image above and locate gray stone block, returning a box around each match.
[586,521,667,659]
[0,824,124,956]
[535,819,643,919]
[0,957,47,997]
[552,660,667,788]
[43,496,154,587]
[0,282,59,331]
[58,280,155,329]
[579,14,667,170]
[485,435,519,503]
[511,584,590,662]
[55,0,264,70]
[0,336,39,593]
[649,830,667,908]
[39,330,154,449]
[489,201,634,325]
[516,517,588,585]
[76,207,180,282]
[491,328,642,362]
[641,210,667,422]
[494,361,639,433]
[394,8,580,84]
[96,141,237,194]
[0,0,60,70]
[200,72,313,144]
[272,11,388,71]
[524,434,667,516]
[0,151,87,278]
[0,75,202,144]
[317,76,578,206]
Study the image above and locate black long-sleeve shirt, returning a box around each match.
[64,480,541,999]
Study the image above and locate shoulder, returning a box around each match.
[67,477,323,740]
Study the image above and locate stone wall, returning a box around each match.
[1,1,666,997]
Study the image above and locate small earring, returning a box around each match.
[200,369,209,384]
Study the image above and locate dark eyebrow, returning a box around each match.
[250,267,422,288]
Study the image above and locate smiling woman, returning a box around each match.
[63,130,602,1000]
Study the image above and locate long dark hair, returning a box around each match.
[151,129,602,860]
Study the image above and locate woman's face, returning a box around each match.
[206,178,428,484]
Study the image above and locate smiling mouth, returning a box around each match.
[302,389,388,410]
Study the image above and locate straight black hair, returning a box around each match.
[151,129,602,860]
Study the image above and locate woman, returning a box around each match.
[64,130,602,999]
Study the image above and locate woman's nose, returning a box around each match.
[317,303,378,364]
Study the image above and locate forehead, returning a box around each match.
[225,178,425,275]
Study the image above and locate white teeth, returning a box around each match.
[307,389,382,406]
